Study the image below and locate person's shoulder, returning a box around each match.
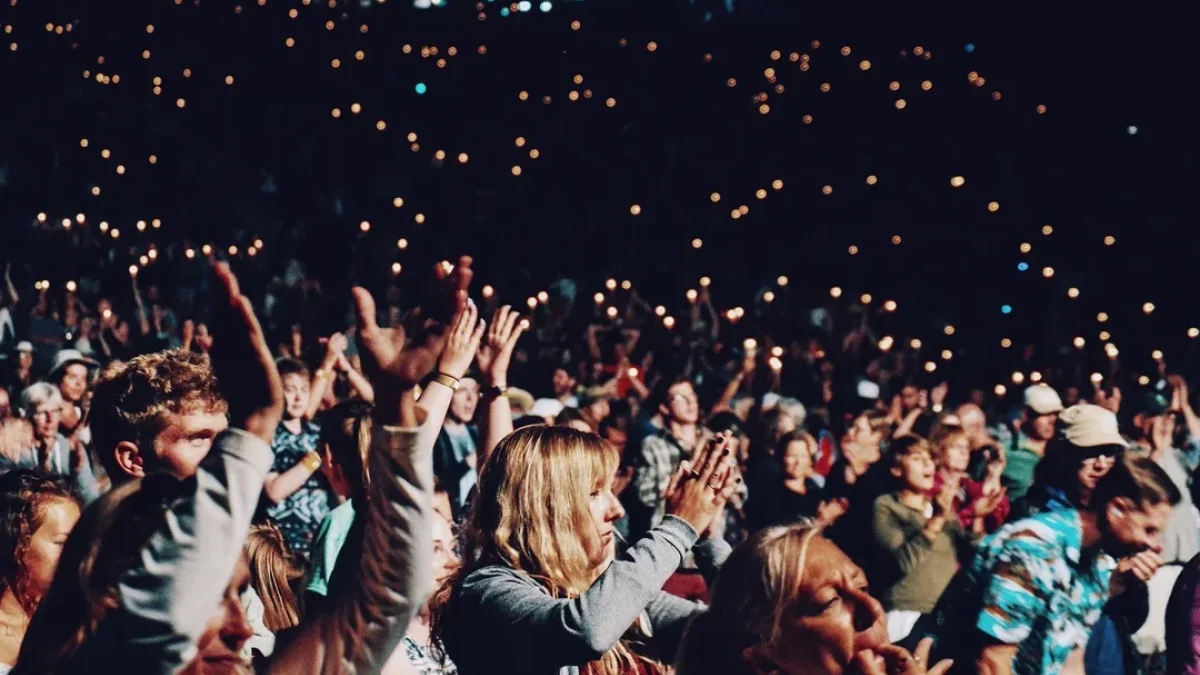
[986,511,1075,561]
[461,563,535,587]
[322,500,357,529]
[872,492,902,511]
[457,564,545,607]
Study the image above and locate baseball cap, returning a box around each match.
[530,398,565,420]
[1024,385,1064,415]
[48,349,100,379]
[578,386,614,409]
[506,387,535,416]
[1058,403,1128,448]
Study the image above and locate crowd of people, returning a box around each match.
[1,250,1200,675]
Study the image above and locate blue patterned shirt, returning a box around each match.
[266,421,332,558]
[931,508,1115,675]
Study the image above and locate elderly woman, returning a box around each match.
[677,523,951,675]
[0,384,99,504]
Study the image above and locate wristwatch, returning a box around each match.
[482,383,509,398]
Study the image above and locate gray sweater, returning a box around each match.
[447,515,730,675]
[40,423,431,675]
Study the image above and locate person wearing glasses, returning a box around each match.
[923,404,1174,675]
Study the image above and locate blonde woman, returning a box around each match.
[676,524,952,675]
[435,425,738,675]
[242,520,303,662]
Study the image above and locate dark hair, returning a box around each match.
[887,434,931,471]
[707,411,744,438]
[13,474,186,674]
[319,399,374,495]
[1031,436,1127,506]
[513,414,547,430]
[0,471,78,612]
[276,357,310,380]
[775,431,812,462]
[554,406,587,428]
[646,375,692,414]
[1090,455,1181,512]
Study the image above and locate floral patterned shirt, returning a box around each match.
[399,636,457,675]
[267,421,333,558]
[931,508,1115,675]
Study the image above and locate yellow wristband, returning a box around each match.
[300,452,323,473]
[432,373,460,391]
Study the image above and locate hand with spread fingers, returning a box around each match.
[208,262,284,444]
[352,256,473,424]
[663,432,739,534]
[475,304,526,388]
[437,300,486,380]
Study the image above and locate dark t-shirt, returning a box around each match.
[746,478,824,531]
[825,456,895,570]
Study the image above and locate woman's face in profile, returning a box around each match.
[748,538,887,675]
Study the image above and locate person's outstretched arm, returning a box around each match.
[72,262,283,674]
[270,258,471,674]
[476,304,525,468]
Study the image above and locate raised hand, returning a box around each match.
[438,300,486,380]
[816,497,849,526]
[319,331,349,370]
[973,487,1007,517]
[1169,374,1190,410]
[475,304,526,387]
[933,481,957,517]
[327,332,349,358]
[663,433,739,534]
[352,256,473,421]
[208,263,284,444]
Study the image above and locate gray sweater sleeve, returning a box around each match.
[268,425,431,675]
[454,515,699,671]
[93,428,273,674]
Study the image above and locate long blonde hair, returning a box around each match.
[245,520,302,632]
[675,523,822,675]
[432,425,655,675]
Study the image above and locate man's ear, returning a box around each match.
[741,644,783,675]
[113,440,146,479]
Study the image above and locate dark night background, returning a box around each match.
[2,0,1200,389]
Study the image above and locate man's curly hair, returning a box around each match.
[89,350,227,483]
